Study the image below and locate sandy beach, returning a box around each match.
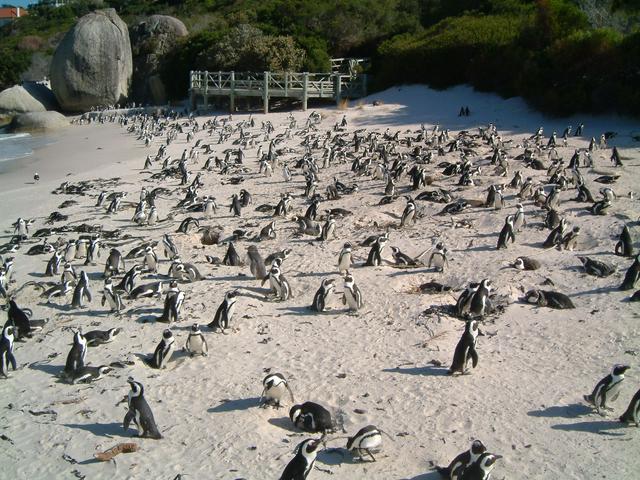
[1,85,639,480]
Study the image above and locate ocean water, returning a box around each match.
[0,127,55,165]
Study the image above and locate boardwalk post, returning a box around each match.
[302,72,309,111]
[334,74,342,106]
[230,71,235,113]
[203,71,209,109]
[263,71,269,114]
[284,73,289,96]
[189,70,195,111]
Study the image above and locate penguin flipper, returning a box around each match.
[8,353,16,371]
[434,466,450,477]
[469,347,479,368]
[123,410,134,431]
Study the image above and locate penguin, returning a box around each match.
[513,203,526,232]
[469,279,492,318]
[449,320,483,375]
[366,235,388,266]
[584,364,630,415]
[71,270,92,308]
[7,300,37,339]
[561,226,580,251]
[318,215,336,241]
[123,377,162,439]
[146,329,175,369]
[342,273,364,312]
[259,221,277,241]
[263,264,292,301]
[260,372,295,408]
[61,262,77,284]
[85,327,122,346]
[619,387,640,427]
[129,281,164,300]
[45,250,63,277]
[143,246,158,273]
[247,245,268,280]
[84,236,101,265]
[64,330,87,379]
[512,256,540,271]
[310,278,335,312]
[429,243,449,272]
[71,365,112,384]
[116,265,141,294]
[162,234,179,260]
[543,218,567,249]
[346,425,383,462]
[265,248,291,266]
[63,240,77,262]
[619,254,640,291]
[157,283,185,323]
[221,242,242,266]
[577,257,616,277]
[0,325,17,378]
[279,438,322,480]
[209,290,239,332]
[289,402,333,433]
[524,289,575,309]
[460,452,502,480]
[104,248,126,278]
[230,194,242,216]
[436,439,487,479]
[185,323,208,357]
[43,280,74,303]
[496,215,515,249]
[399,196,417,228]
[338,242,353,274]
[615,225,634,257]
[101,278,124,312]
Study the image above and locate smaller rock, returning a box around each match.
[11,111,69,132]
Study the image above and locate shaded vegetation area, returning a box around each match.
[0,0,639,115]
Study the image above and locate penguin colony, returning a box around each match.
[0,104,639,479]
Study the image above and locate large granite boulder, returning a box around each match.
[130,15,188,105]
[50,9,132,112]
[0,85,47,114]
[11,111,69,132]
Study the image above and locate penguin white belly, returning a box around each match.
[358,433,382,450]
[607,380,623,401]
[267,383,287,402]
[188,335,205,354]
[345,291,358,309]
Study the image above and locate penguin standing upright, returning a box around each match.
[366,235,388,266]
[279,438,322,480]
[71,271,92,308]
[185,324,208,356]
[338,242,353,274]
[400,196,417,228]
[342,273,364,312]
[45,251,63,277]
[146,329,175,369]
[101,277,124,313]
[0,325,17,378]
[104,248,125,278]
[260,372,295,408]
[429,243,449,272]
[157,282,184,323]
[436,439,487,479]
[310,278,335,312]
[496,215,515,249]
[230,194,242,216]
[64,330,87,379]
[615,225,634,257]
[123,377,162,439]
[619,387,640,426]
[460,452,502,480]
[209,290,239,332]
[584,364,630,414]
[247,245,267,280]
[619,254,640,290]
[448,320,483,375]
[468,279,492,318]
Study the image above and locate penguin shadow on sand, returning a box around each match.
[551,419,627,436]
[316,448,390,467]
[208,396,262,413]
[28,360,65,379]
[64,421,129,439]
[571,285,620,297]
[382,365,450,377]
[527,403,592,419]
[267,416,303,433]
[398,472,442,480]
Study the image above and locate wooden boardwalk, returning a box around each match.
[189,71,368,113]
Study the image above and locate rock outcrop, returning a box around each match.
[11,111,69,132]
[130,15,188,105]
[0,85,47,114]
[50,9,132,112]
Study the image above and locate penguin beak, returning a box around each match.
[494,454,503,460]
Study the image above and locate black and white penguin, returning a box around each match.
[101,278,124,313]
[577,257,616,277]
[7,300,37,339]
[365,235,388,266]
[436,439,487,479]
[512,256,540,271]
[104,248,126,278]
[71,271,92,308]
[64,330,87,379]
[400,196,417,228]
[129,281,164,300]
[0,325,17,378]
[84,327,121,346]
[318,215,336,242]
[209,290,239,332]
[123,377,162,439]
[279,438,322,480]
[290,402,333,433]
[116,265,141,294]
[619,387,640,427]
[615,225,634,257]
[260,372,295,408]
[143,245,158,273]
[45,250,63,277]
[346,425,383,462]
[429,243,449,272]
[310,278,335,312]
[230,194,242,216]
[163,234,179,260]
[265,248,291,266]
[157,283,184,323]
[146,329,175,369]
[619,254,640,291]
[496,215,515,249]
[342,273,364,312]
[84,236,101,265]
[460,452,502,480]
[185,323,208,356]
[448,320,483,375]
[524,289,575,309]
[584,364,630,415]
[469,279,492,318]
[338,242,353,274]
[71,365,112,384]
[561,226,581,251]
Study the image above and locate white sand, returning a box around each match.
[1,85,639,479]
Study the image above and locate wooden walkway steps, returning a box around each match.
[189,71,368,113]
